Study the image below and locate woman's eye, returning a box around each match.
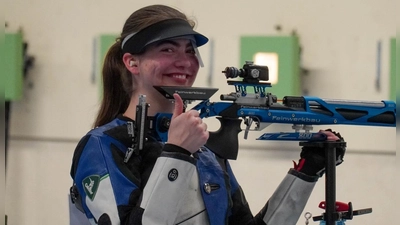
[187,49,196,54]
[161,48,173,52]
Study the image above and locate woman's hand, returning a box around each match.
[167,93,209,154]
[294,129,346,177]
[318,129,340,141]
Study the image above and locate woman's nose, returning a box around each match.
[174,52,194,68]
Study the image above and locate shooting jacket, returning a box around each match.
[70,115,319,225]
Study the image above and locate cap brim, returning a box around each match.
[122,19,209,54]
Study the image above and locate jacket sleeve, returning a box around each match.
[71,134,143,225]
[228,165,319,225]
[139,145,199,225]
[258,169,318,224]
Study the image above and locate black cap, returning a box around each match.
[122,19,209,54]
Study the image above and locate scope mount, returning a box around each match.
[227,80,271,97]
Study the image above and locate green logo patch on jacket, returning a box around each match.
[82,175,100,201]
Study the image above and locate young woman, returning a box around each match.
[70,4,345,225]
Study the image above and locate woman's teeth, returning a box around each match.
[173,74,187,79]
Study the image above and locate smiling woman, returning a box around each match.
[69,4,345,225]
[93,5,207,128]
[123,38,200,103]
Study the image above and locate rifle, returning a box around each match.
[149,61,396,160]
[139,61,395,225]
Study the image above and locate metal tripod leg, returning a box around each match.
[300,141,346,225]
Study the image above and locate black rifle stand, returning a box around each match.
[299,141,346,225]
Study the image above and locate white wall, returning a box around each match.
[5,0,397,224]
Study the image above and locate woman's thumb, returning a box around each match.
[172,93,183,119]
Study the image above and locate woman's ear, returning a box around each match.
[122,53,139,75]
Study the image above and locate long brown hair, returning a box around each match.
[94,5,196,127]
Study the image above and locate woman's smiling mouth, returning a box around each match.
[165,74,191,84]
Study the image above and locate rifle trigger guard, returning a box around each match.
[244,116,261,139]
[244,117,253,139]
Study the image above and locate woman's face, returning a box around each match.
[134,38,200,91]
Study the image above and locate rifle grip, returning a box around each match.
[205,117,242,160]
